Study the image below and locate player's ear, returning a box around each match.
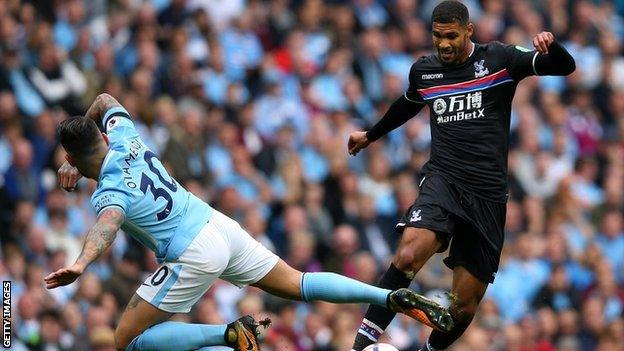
[66,153,76,167]
[466,22,474,38]
[102,133,109,146]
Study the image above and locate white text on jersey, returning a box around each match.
[422,73,444,80]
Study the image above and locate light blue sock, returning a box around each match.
[300,272,391,307]
[126,322,227,351]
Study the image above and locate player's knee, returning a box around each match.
[393,228,440,272]
[394,247,418,271]
[394,243,429,272]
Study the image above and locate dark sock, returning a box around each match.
[427,316,472,350]
[352,264,412,350]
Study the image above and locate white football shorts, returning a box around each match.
[136,210,279,313]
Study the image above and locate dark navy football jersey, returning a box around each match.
[405,41,538,202]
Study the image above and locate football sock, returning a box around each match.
[428,314,471,350]
[125,322,227,350]
[300,272,391,307]
[352,264,412,350]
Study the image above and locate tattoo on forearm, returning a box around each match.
[76,208,124,267]
[84,93,122,122]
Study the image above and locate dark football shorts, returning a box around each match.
[396,174,506,283]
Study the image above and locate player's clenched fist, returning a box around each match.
[533,31,555,54]
[58,160,82,192]
[348,131,371,156]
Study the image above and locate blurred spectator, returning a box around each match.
[0,46,46,117]
[533,264,582,312]
[29,43,86,115]
[594,209,624,282]
[24,308,74,351]
[4,137,43,203]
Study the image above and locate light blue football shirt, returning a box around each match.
[90,106,214,262]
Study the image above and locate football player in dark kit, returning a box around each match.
[348,1,575,350]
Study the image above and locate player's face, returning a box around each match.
[432,21,473,65]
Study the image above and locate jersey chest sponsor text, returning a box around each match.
[417,68,513,124]
[431,91,485,124]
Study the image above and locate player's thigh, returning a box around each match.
[136,226,230,313]
[393,226,444,274]
[461,195,506,283]
[449,266,488,320]
[115,293,172,350]
[251,259,303,300]
[216,211,281,291]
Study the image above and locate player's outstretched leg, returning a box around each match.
[419,266,487,351]
[251,259,452,330]
[117,294,265,351]
[352,227,442,350]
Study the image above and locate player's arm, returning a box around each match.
[505,32,575,80]
[532,32,575,75]
[58,160,82,192]
[348,96,425,155]
[84,93,124,125]
[348,63,427,156]
[56,94,125,191]
[44,207,124,289]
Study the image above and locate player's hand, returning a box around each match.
[44,263,85,289]
[58,161,82,192]
[348,131,371,156]
[533,32,555,54]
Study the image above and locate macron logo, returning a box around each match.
[422,73,444,80]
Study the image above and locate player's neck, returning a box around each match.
[85,150,108,180]
[457,41,475,63]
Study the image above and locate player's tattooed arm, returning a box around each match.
[84,93,122,122]
[44,207,124,289]
[75,207,125,269]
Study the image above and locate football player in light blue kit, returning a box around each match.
[45,94,452,351]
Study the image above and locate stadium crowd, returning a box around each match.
[0,0,623,350]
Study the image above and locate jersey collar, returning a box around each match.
[468,41,475,58]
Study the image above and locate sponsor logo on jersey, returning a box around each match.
[422,73,444,80]
[434,91,485,124]
[433,98,447,115]
[474,59,489,78]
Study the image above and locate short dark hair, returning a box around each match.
[57,116,102,158]
[432,1,469,25]
[38,308,62,322]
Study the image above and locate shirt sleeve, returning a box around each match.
[91,177,133,217]
[91,150,139,217]
[102,106,140,150]
[503,43,539,81]
[91,187,131,217]
[404,62,428,104]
